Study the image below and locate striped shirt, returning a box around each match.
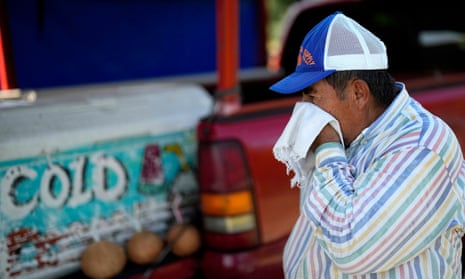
[283,83,465,278]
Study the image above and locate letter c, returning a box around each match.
[1,166,38,219]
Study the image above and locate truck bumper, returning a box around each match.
[201,237,287,279]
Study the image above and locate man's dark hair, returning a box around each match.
[324,70,398,106]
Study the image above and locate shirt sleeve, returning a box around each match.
[303,141,463,274]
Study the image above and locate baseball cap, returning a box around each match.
[270,11,388,94]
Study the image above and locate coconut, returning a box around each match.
[80,240,126,279]
[166,224,201,257]
[127,230,164,265]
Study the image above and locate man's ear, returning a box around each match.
[351,79,370,107]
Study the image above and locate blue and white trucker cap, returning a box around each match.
[270,11,388,94]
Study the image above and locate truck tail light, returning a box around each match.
[198,140,259,251]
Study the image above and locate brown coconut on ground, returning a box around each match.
[166,224,201,257]
[80,240,127,279]
[127,230,164,265]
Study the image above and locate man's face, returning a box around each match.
[302,79,355,143]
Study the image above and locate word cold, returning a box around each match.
[1,153,128,220]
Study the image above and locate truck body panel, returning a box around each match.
[198,98,301,245]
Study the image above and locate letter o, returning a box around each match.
[41,164,70,208]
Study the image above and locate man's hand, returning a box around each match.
[311,124,341,151]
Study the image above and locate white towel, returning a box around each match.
[273,102,344,188]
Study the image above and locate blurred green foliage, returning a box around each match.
[267,0,296,40]
[266,0,296,55]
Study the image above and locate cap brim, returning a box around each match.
[269,70,336,94]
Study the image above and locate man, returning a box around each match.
[270,11,465,278]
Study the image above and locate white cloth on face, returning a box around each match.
[273,102,344,188]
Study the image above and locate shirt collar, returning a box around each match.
[349,82,410,147]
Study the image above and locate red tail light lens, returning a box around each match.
[199,140,250,192]
[198,140,259,251]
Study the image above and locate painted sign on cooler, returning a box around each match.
[0,82,213,279]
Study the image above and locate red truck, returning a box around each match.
[196,0,465,278]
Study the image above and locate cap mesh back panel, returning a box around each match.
[327,17,364,57]
[359,26,385,55]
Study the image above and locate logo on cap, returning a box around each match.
[297,46,315,67]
